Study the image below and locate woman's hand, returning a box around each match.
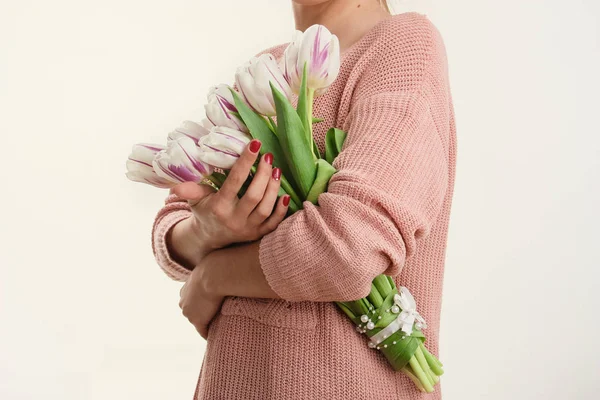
[178,241,280,338]
[179,261,222,339]
[168,139,291,269]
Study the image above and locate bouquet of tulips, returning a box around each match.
[126,24,443,393]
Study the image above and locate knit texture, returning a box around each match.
[151,12,456,400]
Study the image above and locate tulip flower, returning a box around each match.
[235,54,293,117]
[152,136,214,184]
[126,143,174,188]
[282,24,340,96]
[205,84,248,133]
[197,126,252,169]
[167,120,211,144]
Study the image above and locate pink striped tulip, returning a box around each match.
[197,126,252,169]
[167,120,211,144]
[235,54,293,116]
[152,137,214,184]
[204,84,248,133]
[282,24,341,96]
[125,143,173,188]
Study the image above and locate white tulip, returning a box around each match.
[204,84,248,132]
[197,126,252,169]
[125,143,173,188]
[152,137,214,184]
[167,120,211,144]
[235,53,293,116]
[282,24,341,96]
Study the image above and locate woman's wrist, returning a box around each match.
[167,216,216,270]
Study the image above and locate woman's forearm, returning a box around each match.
[202,241,281,300]
[167,216,214,271]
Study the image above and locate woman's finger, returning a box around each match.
[235,153,273,219]
[217,139,262,201]
[259,194,290,236]
[248,167,282,224]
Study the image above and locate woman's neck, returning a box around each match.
[292,0,391,53]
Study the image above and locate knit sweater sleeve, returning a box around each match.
[258,19,450,302]
[151,193,193,282]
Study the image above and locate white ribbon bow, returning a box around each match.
[395,286,427,336]
[368,286,427,348]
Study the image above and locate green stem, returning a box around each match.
[367,283,384,308]
[421,343,444,375]
[387,275,396,289]
[373,275,393,297]
[265,116,277,134]
[306,88,320,160]
[408,355,434,393]
[335,302,356,319]
[415,346,437,386]
[306,88,314,140]
[402,366,426,393]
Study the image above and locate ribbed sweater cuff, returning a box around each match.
[152,210,192,282]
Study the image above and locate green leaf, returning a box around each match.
[305,159,336,204]
[312,117,324,124]
[270,82,317,199]
[324,128,347,164]
[230,88,300,194]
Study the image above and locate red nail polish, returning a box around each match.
[264,152,273,165]
[283,195,290,207]
[272,167,281,181]
[249,139,261,153]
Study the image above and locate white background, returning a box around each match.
[1,0,599,399]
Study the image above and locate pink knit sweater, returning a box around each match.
[152,12,456,400]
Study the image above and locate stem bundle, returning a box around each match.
[336,275,444,393]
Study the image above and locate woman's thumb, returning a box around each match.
[170,181,215,205]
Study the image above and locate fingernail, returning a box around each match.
[272,167,281,181]
[264,152,273,165]
[283,195,290,207]
[249,139,261,153]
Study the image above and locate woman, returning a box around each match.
[152,0,456,398]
